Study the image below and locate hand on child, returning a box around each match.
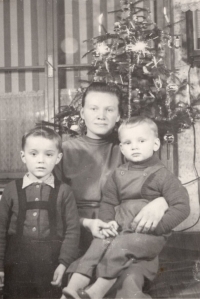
[101,221,119,238]
[51,264,66,287]
[0,272,4,288]
[132,197,168,233]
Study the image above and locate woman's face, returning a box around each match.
[81,91,120,139]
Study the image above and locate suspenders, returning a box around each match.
[15,179,61,239]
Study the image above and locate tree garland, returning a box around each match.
[51,0,200,141]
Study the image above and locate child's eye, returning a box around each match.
[140,140,145,143]
[31,152,36,156]
[47,153,53,157]
[91,107,97,111]
[107,108,114,112]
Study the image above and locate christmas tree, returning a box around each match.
[52,0,200,140]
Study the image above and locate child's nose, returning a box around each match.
[38,155,45,162]
[131,142,138,149]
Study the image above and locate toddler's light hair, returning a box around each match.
[118,116,158,141]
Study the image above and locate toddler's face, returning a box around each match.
[21,136,62,181]
[81,91,120,139]
[119,124,160,162]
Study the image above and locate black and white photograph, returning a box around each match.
[0,0,200,298]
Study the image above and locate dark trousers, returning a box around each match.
[75,232,167,279]
[4,237,62,299]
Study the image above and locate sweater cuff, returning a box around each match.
[58,259,69,269]
[154,223,165,235]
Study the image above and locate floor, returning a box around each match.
[147,232,200,299]
[1,232,200,299]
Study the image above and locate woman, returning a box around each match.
[55,82,168,298]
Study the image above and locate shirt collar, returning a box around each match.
[22,173,55,189]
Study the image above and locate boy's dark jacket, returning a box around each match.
[0,177,80,271]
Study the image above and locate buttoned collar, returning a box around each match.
[22,173,55,189]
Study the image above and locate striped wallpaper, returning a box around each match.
[57,0,121,90]
[0,0,158,94]
[0,0,46,93]
[57,0,154,90]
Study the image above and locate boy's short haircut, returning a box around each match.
[118,116,159,140]
[22,125,62,152]
[82,82,123,116]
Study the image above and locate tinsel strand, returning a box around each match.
[128,54,133,119]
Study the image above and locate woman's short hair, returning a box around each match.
[82,82,123,116]
[22,125,62,152]
[118,116,159,140]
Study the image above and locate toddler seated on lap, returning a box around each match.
[62,116,190,299]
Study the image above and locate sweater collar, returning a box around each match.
[128,154,161,169]
[82,134,112,145]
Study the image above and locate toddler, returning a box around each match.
[62,116,190,299]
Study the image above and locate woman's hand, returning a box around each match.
[82,218,111,239]
[101,220,119,238]
[51,264,66,287]
[131,197,168,233]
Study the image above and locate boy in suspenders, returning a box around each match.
[0,126,80,298]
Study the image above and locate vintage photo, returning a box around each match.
[0,0,200,298]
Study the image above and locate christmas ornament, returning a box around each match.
[126,41,149,55]
[163,131,175,160]
[174,36,180,48]
[163,132,175,143]
[176,101,187,110]
[96,42,110,55]
[178,122,190,130]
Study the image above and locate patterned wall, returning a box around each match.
[57,0,154,90]
[0,91,45,178]
[0,0,45,93]
[0,0,157,178]
[0,0,156,92]
[57,0,120,90]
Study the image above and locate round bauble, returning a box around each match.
[163,132,174,144]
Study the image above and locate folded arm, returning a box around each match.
[132,197,168,233]
[134,169,190,235]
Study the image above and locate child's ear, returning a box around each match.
[153,138,160,152]
[119,143,124,155]
[20,151,26,164]
[55,153,63,165]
